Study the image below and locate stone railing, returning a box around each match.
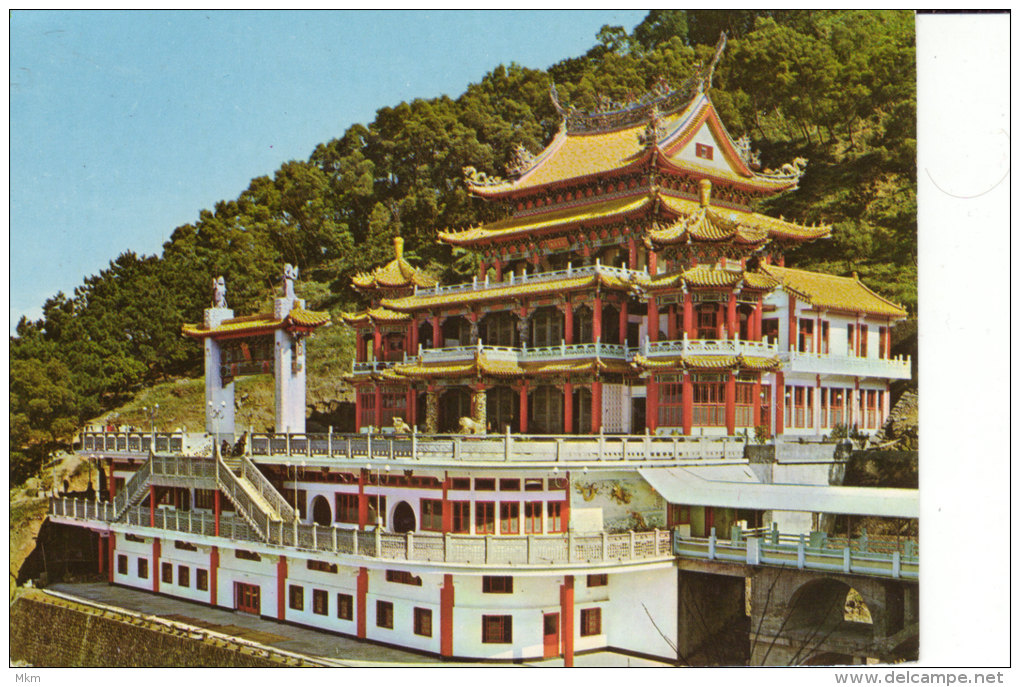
[352,360,398,374]
[416,341,629,366]
[49,497,672,568]
[782,350,912,379]
[674,527,918,581]
[247,431,746,463]
[81,431,185,454]
[150,454,217,483]
[237,453,296,522]
[112,458,152,518]
[643,336,778,358]
[416,262,645,298]
[215,459,270,539]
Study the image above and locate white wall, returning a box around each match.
[606,567,677,660]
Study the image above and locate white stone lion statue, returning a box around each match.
[392,417,412,435]
[459,416,485,435]
[212,276,227,308]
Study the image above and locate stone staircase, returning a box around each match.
[217,453,292,526]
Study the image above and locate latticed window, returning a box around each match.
[137,558,148,579]
[500,502,520,534]
[336,492,359,524]
[573,305,593,343]
[337,593,353,620]
[482,576,513,594]
[530,386,563,434]
[196,569,208,591]
[657,376,683,428]
[735,382,755,428]
[482,615,512,644]
[414,607,432,637]
[289,585,304,611]
[530,307,563,348]
[581,608,602,636]
[692,377,725,426]
[451,501,470,533]
[178,565,190,588]
[587,573,608,587]
[313,589,328,615]
[376,600,394,629]
[161,562,173,584]
[378,388,407,429]
[798,319,814,352]
[475,502,495,534]
[546,502,565,533]
[117,555,128,575]
[359,390,376,427]
[524,501,542,534]
[421,499,442,532]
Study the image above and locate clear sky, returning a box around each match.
[10,9,649,333]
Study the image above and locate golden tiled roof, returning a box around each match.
[386,353,631,381]
[182,308,330,339]
[632,353,780,372]
[763,265,907,318]
[381,271,642,312]
[352,237,437,290]
[438,194,652,246]
[645,266,778,292]
[652,194,830,245]
[340,307,412,326]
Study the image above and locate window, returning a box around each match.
[695,143,714,160]
[524,478,544,492]
[482,576,513,594]
[117,555,128,575]
[235,549,261,562]
[859,325,869,357]
[194,489,215,510]
[386,569,422,586]
[307,559,338,573]
[125,534,146,543]
[178,565,190,588]
[547,502,565,533]
[137,558,148,579]
[735,382,755,428]
[162,562,173,584]
[761,319,779,345]
[196,569,209,592]
[368,495,387,526]
[313,589,328,616]
[451,501,470,533]
[658,377,683,428]
[820,320,830,354]
[692,378,725,426]
[500,502,520,535]
[336,493,359,524]
[668,504,691,526]
[450,477,471,490]
[798,319,814,352]
[414,607,433,637]
[847,324,857,356]
[524,501,543,534]
[482,615,512,644]
[337,593,353,620]
[696,304,719,339]
[289,584,304,611]
[174,540,198,551]
[474,478,495,491]
[421,499,443,532]
[376,600,394,629]
[475,502,495,534]
[587,574,608,588]
[499,479,520,491]
[581,608,602,636]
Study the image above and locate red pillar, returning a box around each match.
[683,292,694,339]
[373,326,382,360]
[406,388,415,429]
[214,490,221,536]
[564,304,574,345]
[592,295,602,342]
[627,236,637,269]
[356,567,369,639]
[149,485,156,527]
[725,372,736,435]
[97,535,104,575]
[479,261,487,281]
[519,383,529,434]
[563,383,574,434]
[591,381,602,434]
[441,474,452,533]
[374,386,382,428]
[646,377,658,433]
[561,575,575,667]
[682,372,693,435]
[108,534,115,583]
[210,546,219,606]
[440,573,455,658]
[788,294,797,352]
[647,297,659,342]
[277,555,287,620]
[152,538,161,593]
[354,387,363,431]
[619,299,628,346]
[493,261,503,282]
[774,371,785,435]
[409,319,419,353]
[647,250,657,276]
[358,469,368,529]
[356,332,366,361]
[752,376,762,429]
[727,293,737,338]
[432,315,441,349]
[754,297,763,340]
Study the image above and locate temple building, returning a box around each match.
[52,57,917,667]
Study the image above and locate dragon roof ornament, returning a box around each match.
[760,157,809,183]
[505,144,537,178]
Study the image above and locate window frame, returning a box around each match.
[376,600,394,629]
[312,589,328,616]
[413,607,433,637]
[288,584,304,611]
[482,575,513,594]
[177,565,190,588]
[481,615,513,644]
[196,568,209,592]
[337,593,354,621]
[580,607,602,637]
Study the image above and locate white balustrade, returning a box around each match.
[783,350,912,379]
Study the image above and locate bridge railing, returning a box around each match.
[50,495,671,567]
[81,431,185,454]
[247,431,746,463]
[674,527,918,580]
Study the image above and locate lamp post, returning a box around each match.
[143,404,159,446]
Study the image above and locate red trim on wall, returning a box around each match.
[277,556,288,621]
[152,538,161,593]
[440,573,455,657]
[358,470,368,529]
[561,575,575,667]
[210,546,219,606]
[356,567,369,639]
[774,372,785,435]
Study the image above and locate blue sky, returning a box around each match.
[10,9,649,332]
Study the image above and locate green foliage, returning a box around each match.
[10,11,916,481]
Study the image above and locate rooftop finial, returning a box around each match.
[699,179,712,207]
[394,236,404,260]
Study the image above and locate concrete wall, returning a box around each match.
[605,567,677,661]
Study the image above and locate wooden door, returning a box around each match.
[543,612,560,658]
[235,582,260,615]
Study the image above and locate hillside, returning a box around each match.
[10,11,917,484]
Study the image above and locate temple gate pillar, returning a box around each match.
[774,371,785,435]
[372,325,382,360]
[409,318,419,352]
[493,261,503,282]
[563,302,574,345]
[754,297,763,340]
[683,292,695,339]
[277,556,288,621]
[592,295,602,343]
[358,469,368,528]
[647,297,659,342]
[648,250,658,276]
[425,386,439,435]
[561,575,575,667]
[374,386,382,431]
[563,382,574,433]
[591,381,602,434]
[725,371,736,435]
[203,306,236,437]
[646,377,659,433]
[619,299,628,346]
[469,313,480,346]
[516,309,530,347]
[518,382,529,434]
[432,314,441,349]
[727,293,737,338]
[682,372,693,435]
[440,573,455,658]
[627,236,638,270]
[210,546,220,606]
[753,376,762,429]
[152,538,161,593]
[356,568,369,639]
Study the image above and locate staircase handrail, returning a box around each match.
[237,453,296,521]
[215,457,267,540]
[113,454,153,518]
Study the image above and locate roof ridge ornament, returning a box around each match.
[761,157,809,183]
[701,32,728,92]
[505,143,537,178]
[462,165,506,187]
[734,135,762,170]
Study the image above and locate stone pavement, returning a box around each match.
[48,582,673,667]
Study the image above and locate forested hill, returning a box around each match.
[10,10,916,483]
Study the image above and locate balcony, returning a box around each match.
[351,360,399,375]
[49,497,673,569]
[781,349,912,379]
[642,335,778,358]
[413,261,646,299]
[418,340,629,365]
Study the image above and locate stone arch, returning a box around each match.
[785,577,876,643]
[439,386,472,433]
[392,501,416,533]
[311,495,332,526]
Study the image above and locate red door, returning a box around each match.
[543,612,560,658]
[235,582,260,615]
